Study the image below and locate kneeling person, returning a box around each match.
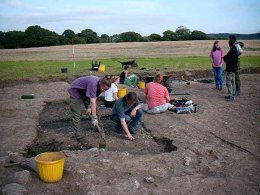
[110,92,143,140]
[143,74,174,114]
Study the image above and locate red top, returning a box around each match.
[144,82,169,109]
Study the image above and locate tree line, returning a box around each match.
[0,25,209,49]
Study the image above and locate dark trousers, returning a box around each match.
[226,72,235,98]
[111,109,143,134]
[69,96,90,132]
[104,100,115,108]
[235,59,241,93]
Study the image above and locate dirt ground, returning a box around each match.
[0,40,259,61]
[0,74,259,194]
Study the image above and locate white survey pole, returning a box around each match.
[72,45,75,68]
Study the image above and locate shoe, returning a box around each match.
[235,91,241,96]
[73,132,85,140]
[168,106,176,111]
[224,95,230,99]
[226,97,234,102]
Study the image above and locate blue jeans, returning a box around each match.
[212,67,223,89]
[111,109,143,134]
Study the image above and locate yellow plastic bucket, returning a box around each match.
[118,88,127,98]
[137,81,146,89]
[98,64,105,72]
[35,152,65,183]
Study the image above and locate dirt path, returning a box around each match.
[0,74,259,194]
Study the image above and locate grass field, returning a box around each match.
[0,56,259,81]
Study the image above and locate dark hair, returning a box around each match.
[123,92,137,102]
[124,65,129,70]
[229,35,237,41]
[154,74,163,84]
[212,41,221,52]
[100,76,112,88]
[229,40,235,47]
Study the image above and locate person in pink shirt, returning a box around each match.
[210,41,224,90]
[143,74,174,114]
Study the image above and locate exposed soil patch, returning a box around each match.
[1,67,259,89]
[25,101,177,157]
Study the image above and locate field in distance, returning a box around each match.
[0,40,260,61]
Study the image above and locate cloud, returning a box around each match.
[2,0,45,11]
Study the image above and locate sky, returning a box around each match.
[0,0,260,36]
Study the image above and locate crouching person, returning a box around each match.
[110,92,143,140]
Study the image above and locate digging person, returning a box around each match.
[110,92,143,141]
[68,76,111,139]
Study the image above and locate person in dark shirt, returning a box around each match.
[119,65,129,84]
[223,40,238,102]
[110,92,143,141]
[229,35,243,95]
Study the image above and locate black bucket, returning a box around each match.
[61,68,68,73]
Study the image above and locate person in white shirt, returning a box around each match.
[104,76,120,108]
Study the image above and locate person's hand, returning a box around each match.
[86,108,91,115]
[125,133,134,141]
[91,116,98,127]
[130,109,137,117]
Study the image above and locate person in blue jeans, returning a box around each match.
[110,92,143,141]
[210,41,224,90]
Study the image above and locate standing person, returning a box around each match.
[68,76,111,139]
[110,92,143,141]
[119,65,129,84]
[210,41,224,90]
[223,40,238,102]
[104,76,119,108]
[143,74,174,114]
[229,35,243,96]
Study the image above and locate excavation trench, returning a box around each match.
[25,101,177,157]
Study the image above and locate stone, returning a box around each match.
[184,156,191,166]
[134,179,141,189]
[100,159,110,163]
[99,148,106,152]
[144,176,155,183]
[14,170,32,185]
[122,152,130,156]
[88,147,98,152]
[78,170,86,174]
[211,160,221,167]
[7,152,23,163]
[2,183,27,195]
[0,156,9,167]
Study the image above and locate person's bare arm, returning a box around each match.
[90,98,97,117]
[130,104,142,117]
[210,52,214,66]
[166,95,170,102]
[113,92,119,100]
[125,70,128,78]
[120,118,134,140]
